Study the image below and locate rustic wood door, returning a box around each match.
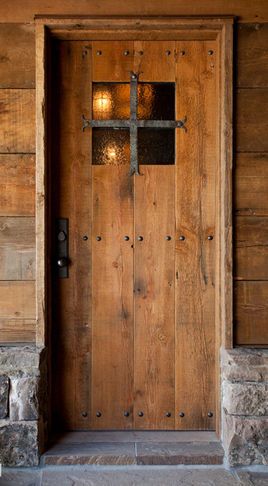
[51,38,217,431]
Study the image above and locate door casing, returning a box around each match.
[35,16,233,437]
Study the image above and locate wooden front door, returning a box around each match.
[51,38,218,431]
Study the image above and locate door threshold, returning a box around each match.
[42,431,224,466]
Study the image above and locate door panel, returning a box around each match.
[175,41,217,430]
[52,41,92,430]
[91,166,134,429]
[134,166,175,429]
[52,39,218,431]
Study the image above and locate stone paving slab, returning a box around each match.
[43,436,224,466]
[1,466,268,486]
[51,431,218,444]
[43,443,136,465]
[136,442,224,465]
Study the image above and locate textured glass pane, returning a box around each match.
[138,128,175,165]
[92,128,130,165]
[92,83,130,120]
[137,83,175,120]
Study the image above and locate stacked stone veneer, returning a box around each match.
[0,346,47,466]
[221,347,268,466]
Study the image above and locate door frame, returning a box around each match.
[35,15,234,435]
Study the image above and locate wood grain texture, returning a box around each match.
[235,216,268,280]
[236,89,268,152]
[235,281,268,345]
[134,166,175,429]
[235,152,268,216]
[92,41,134,82]
[134,41,175,82]
[51,41,92,430]
[0,281,35,318]
[237,23,268,88]
[35,24,47,347]
[0,319,35,343]
[0,154,35,216]
[0,217,35,280]
[0,24,35,88]
[0,89,35,153]
[175,41,217,430]
[92,166,134,429]
[0,1,267,23]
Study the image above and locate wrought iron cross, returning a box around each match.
[82,72,187,176]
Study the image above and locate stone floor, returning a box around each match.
[1,466,268,485]
[42,431,224,466]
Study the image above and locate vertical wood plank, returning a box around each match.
[91,166,134,429]
[51,41,92,430]
[175,41,217,430]
[134,41,175,81]
[92,41,134,82]
[134,166,175,429]
[36,24,47,346]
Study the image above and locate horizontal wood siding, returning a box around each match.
[0,24,35,88]
[234,282,268,345]
[0,155,35,216]
[0,319,36,343]
[235,153,268,216]
[0,1,267,23]
[236,23,268,88]
[0,217,35,280]
[0,282,35,319]
[235,217,268,280]
[0,89,35,153]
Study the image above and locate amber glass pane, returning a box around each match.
[137,83,175,120]
[92,83,130,120]
[138,128,175,165]
[92,128,130,165]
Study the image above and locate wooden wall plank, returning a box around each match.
[0,1,267,23]
[236,89,268,152]
[92,166,134,429]
[235,216,268,280]
[0,281,35,319]
[175,41,217,430]
[0,154,35,216]
[0,217,35,280]
[0,90,35,153]
[0,319,35,343]
[0,24,35,88]
[235,281,268,345]
[134,166,175,429]
[237,23,268,88]
[235,152,268,216]
[51,41,92,430]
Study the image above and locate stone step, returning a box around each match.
[42,434,224,466]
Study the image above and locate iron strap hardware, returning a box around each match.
[82,72,188,176]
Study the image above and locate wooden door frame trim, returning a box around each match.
[35,16,233,434]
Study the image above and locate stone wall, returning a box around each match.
[0,346,47,466]
[221,348,268,466]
